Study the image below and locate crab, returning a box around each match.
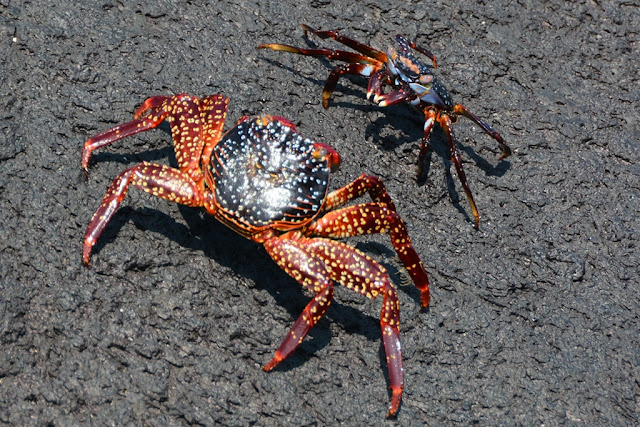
[259,25,512,228]
[81,93,431,418]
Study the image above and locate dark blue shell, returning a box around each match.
[389,37,453,109]
[209,117,330,232]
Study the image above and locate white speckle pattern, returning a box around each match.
[210,117,330,228]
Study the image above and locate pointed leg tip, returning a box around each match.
[386,390,402,418]
[420,293,430,309]
[263,354,282,372]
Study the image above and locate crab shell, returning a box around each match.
[208,117,339,238]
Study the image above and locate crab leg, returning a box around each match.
[308,202,430,308]
[320,174,396,212]
[439,114,480,229]
[453,104,511,160]
[258,42,382,64]
[320,63,383,108]
[264,236,404,417]
[83,162,203,265]
[315,174,430,306]
[417,109,437,178]
[262,237,335,371]
[304,238,404,418]
[301,24,388,62]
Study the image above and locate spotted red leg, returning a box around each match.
[313,174,430,308]
[308,202,430,308]
[83,163,204,265]
[305,238,403,418]
[263,234,404,417]
[320,174,396,212]
[262,236,334,371]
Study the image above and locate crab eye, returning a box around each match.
[419,74,434,85]
[313,142,341,172]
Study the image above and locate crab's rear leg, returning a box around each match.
[453,104,511,160]
[304,238,404,418]
[439,114,480,229]
[308,202,430,308]
[83,162,203,265]
[301,24,388,62]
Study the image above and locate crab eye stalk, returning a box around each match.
[313,142,341,172]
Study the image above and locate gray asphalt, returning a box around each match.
[1,0,638,424]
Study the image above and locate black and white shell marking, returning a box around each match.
[210,117,330,231]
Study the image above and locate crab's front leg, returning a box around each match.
[83,162,204,265]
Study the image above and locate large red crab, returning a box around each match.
[259,25,512,228]
[81,93,431,417]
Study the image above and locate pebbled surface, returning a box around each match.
[1,0,638,424]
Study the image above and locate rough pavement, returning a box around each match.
[1,0,639,424]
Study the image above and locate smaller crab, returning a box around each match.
[81,93,431,417]
[259,25,512,228]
